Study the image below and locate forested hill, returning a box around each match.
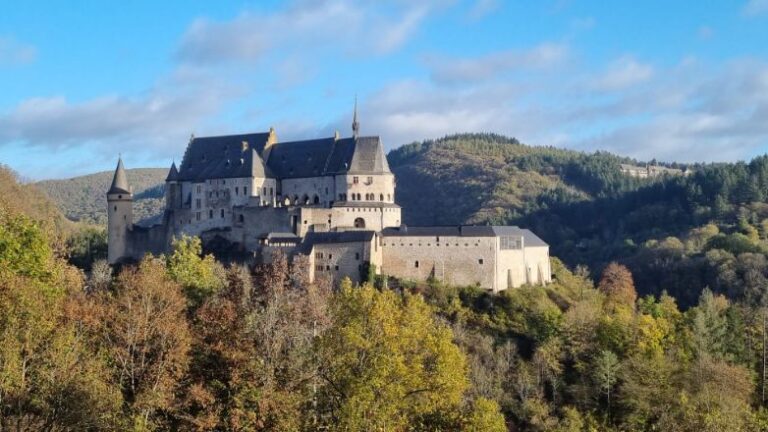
[390,133,768,308]
[388,133,662,226]
[37,168,167,225]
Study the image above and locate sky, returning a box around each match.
[1,0,768,180]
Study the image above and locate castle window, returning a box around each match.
[328,254,333,260]
[220,209,225,218]
[113,205,117,211]
[414,261,419,268]
[196,199,201,209]
[263,187,267,195]
[197,185,201,193]
[335,265,339,271]
[366,176,373,185]
[316,265,323,271]
[196,212,201,221]
[315,252,323,259]
[244,187,248,196]
[223,180,226,185]
[239,214,244,223]
[353,176,359,184]
[355,252,360,260]
[270,187,273,196]
[479,259,484,265]
[387,194,391,201]
[118,194,122,199]
[235,187,239,195]
[380,194,384,201]
[326,265,330,271]
[209,210,213,218]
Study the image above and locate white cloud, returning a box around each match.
[743,0,768,16]
[0,37,36,66]
[592,56,654,91]
[336,55,768,164]
[0,72,237,161]
[425,42,570,84]
[177,0,444,64]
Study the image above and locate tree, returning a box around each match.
[166,235,224,308]
[0,209,122,430]
[317,281,469,430]
[598,262,637,310]
[94,257,191,429]
[593,350,619,417]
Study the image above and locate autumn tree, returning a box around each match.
[598,262,637,310]
[0,210,122,430]
[316,280,483,430]
[94,257,191,430]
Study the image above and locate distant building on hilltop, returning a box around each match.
[619,163,691,178]
[107,107,551,291]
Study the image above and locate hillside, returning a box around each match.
[389,133,658,226]
[0,164,74,241]
[390,134,768,307]
[37,168,168,225]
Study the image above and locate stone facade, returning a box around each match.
[108,123,551,292]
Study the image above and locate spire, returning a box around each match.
[166,161,179,182]
[108,157,131,195]
[352,95,360,138]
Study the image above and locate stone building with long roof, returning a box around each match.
[108,111,551,291]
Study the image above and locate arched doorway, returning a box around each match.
[354,217,366,228]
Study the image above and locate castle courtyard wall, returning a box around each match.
[380,235,498,289]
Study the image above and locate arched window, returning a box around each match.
[302,195,310,205]
[313,195,320,204]
[380,193,384,201]
[354,217,365,228]
[387,194,391,201]
[293,195,299,205]
[356,193,362,201]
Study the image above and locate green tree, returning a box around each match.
[166,235,224,307]
[317,280,469,430]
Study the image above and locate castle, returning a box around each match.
[107,113,551,291]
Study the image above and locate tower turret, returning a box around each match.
[107,157,133,263]
[165,161,181,210]
[352,96,360,138]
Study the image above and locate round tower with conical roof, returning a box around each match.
[107,157,133,263]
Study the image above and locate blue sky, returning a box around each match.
[1,0,768,179]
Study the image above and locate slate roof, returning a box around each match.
[265,135,391,178]
[108,158,131,194]
[166,162,179,181]
[297,231,376,254]
[176,131,391,181]
[177,133,272,181]
[380,225,548,247]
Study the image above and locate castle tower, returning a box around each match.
[107,157,133,264]
[165,161,180,210]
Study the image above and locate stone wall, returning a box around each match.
[334,173,395,203]
[381,235,497,288]
[307,238,378,285]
